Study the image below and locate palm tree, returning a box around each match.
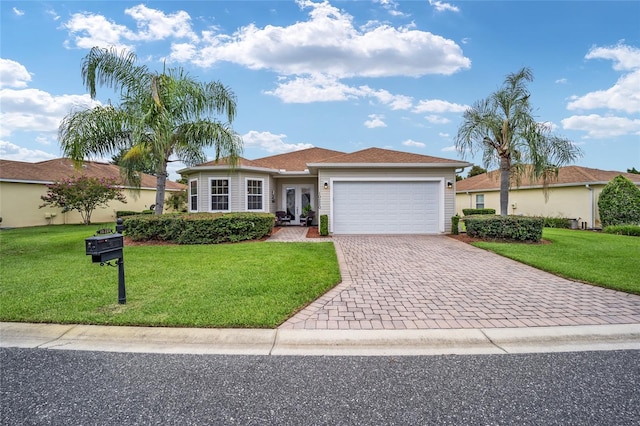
[59,47,242,214]
[455,67,582,215]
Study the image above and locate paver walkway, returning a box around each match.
[272,232,640,330]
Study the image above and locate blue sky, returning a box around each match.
[1,0,639,180]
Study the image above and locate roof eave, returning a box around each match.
[307,162,472,169]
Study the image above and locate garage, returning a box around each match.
[332,180,440,234]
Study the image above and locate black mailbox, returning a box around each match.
[85,233,123,263]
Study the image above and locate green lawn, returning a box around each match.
[0,224,341,328]
[472,228,640,294]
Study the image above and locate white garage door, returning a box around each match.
[332,181,440,234]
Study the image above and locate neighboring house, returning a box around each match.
[455,166,640,229]
[0,158,185,228]
[179,147,471,234]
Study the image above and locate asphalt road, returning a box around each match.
[2,348,638,425]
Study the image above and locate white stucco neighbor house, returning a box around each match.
[178,147,472,235]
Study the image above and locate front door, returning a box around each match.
[283,185,314,225]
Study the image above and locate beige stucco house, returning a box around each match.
[455,166,640,229]
[179,147,471,234]
[0,158,185,228]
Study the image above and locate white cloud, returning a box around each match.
[438,132,450,138]
[124,5,198,43]
[567,69,640,114]
[0,88,100,137]
[47,9,60,21]
[265,74,362,103]
[374,0,409,18]
[413,99,468,113]
[266,74,415,111]
[441,145,458,152]
[429,0,460,13]
[585,43,640,71]
[567,44,640,114]
[402,139,425,148]
[555,78,568,84]
[62,4,198,50]
[12,7,24,16]
[0,141,57,162]
[0,59,32,89]
[561,114,640,138]
[177,0,470,78]
[424,115,450,124]
[241,130,314,153]
[364,114,387,128]
[62,12,136,50]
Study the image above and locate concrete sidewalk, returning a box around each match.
[2,322,639,356]
[3,230,638,356]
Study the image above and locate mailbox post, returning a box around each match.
[85,218,126,304]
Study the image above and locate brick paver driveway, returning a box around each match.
[279,235,640,329]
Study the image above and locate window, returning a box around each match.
[476,194,485,209]
[210,179,229,211]
[189,179,198,212]
[246,179,263,211]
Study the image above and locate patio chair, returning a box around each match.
[302,210,316,227]
[275,210,291,226]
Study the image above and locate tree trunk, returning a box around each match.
[499,156,510,216]
[154,161,168,215]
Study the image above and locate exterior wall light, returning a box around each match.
[323,181,329,190]
[447,181,453,189]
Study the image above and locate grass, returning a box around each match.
[0,224,341,328]
[472,228,640,294]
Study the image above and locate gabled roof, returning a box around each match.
[252,147,346,171]
[456,165,640,192]
[198,157,264,168]
[0,158,185,190]
[180,146,470,176]
[310,147,469,166]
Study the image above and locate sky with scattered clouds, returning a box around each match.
[1,0,639,179]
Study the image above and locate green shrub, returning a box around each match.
[464,215,544,242]
[320,214,329,236]
[598,175,640,227]
[116,211,139,217]
[116,210,154,217]
[451,215,460,235]
[123,212,274,244]
[603,225,640,237]
[543,217,572,228]
[462,208,496,216]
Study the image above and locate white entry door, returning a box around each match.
[282,185,314,225]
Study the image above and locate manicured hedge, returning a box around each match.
[603,225,640,237]
[320,214,329,236]
[462,208,496,216]
[122,212,274,244]
[451,215,460,235]
[116,210,153,217]
[543,217,572,228]
[464,215,544,242]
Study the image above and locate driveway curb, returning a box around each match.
[2,322,639,356]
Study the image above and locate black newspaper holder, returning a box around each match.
[85,233,123,263]
[85,219,126,304]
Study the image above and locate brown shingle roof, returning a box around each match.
[0,158,185,190]
[198,157,263,168]
[456,165,640,192]
[252,147,346,171]
[311,147,468,165]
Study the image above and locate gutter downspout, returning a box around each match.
[466,192,471,209]
[586,184,593,229]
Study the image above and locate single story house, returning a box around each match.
[0,158,185,228]
[455,165,640,229]
[178,147,471,234]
